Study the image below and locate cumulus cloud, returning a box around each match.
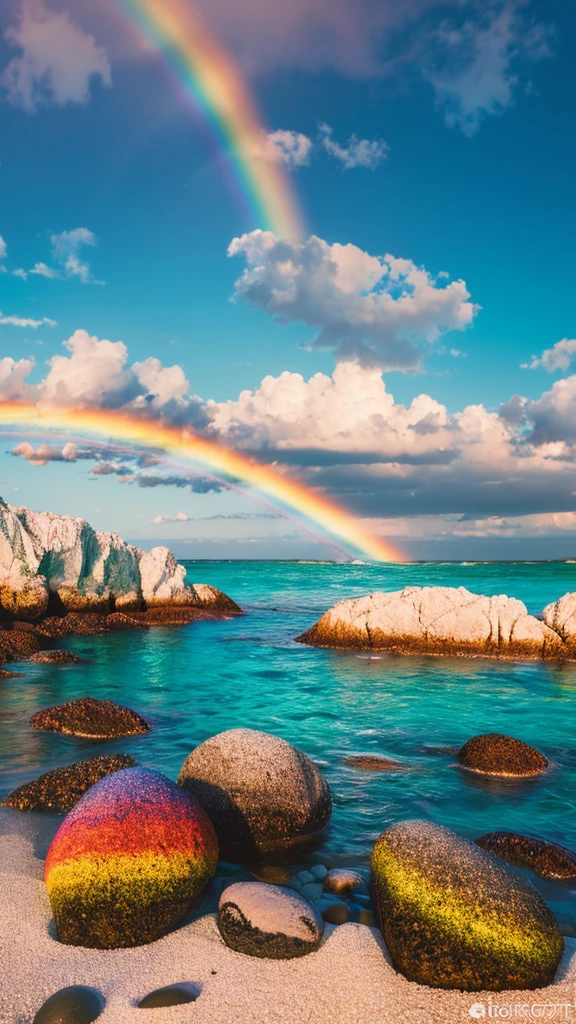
[0,235,6,260]
[0,310,56,328]
[319,124,389,170]
[523,338,576,374]
[261,130,313,169]
[423,1,553,137]
[228,231,478,370]
[11,440,79,466]
[49,227,102,284]
[29,261,60,280]
[153,512,191,524]
[0,356,35,399]
[2,0,111,113]
[125,473,226,493]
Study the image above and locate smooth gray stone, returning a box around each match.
[33,986,104,1024]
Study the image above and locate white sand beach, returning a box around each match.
[2,833,576,1024]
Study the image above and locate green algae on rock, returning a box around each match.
[30,697,151,738]
[1,754,137,812]
[458,733,549,777]
[475,831,576,881]
[178,728,331,860]
[371,820,563,992]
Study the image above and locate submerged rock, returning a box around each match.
[45,767,218,948]
[296,586,569,659]
[343,754,411,771]
[0,629,41,661]
[371,819,563,991]
[323,868,366,897]
[458,734,549,777]
[475,831,576,880]
[28,650,83,664]
[33,986,104,1024]
[178,728,331,859]
[218,881,323,959]
[2,754,137,812]
[30,697,151,738]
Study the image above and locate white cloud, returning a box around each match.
[11,440,78,466]
[0,356,35,399]
[319,123,389,170]
[29,261,60,280]
[261,130,313,169]
[0,235,6,260]
[423,1,553,137]
[153,512,191,524]
[2,0,111,113]
[228,230,478,370]
[0,309,56,327]
[49,227,102,284]
[523,338,576,374]
[12,268,28,280]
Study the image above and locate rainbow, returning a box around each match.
[118,0,303,240]
[0,403,402,562]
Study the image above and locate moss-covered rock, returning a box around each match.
[475,831,576,880]
[30,697,150,738]
[371,820,563,992]
[2,754,137,812]
[458,734,549,777]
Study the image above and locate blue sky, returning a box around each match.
[0,0,575,560]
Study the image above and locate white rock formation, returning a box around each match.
[0,497,214,619]
[297,585,573,659]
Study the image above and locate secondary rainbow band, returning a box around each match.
[0,403,402,562]
[120,0,303,240]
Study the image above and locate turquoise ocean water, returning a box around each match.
[2,559,576,919]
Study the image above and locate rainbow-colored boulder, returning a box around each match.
[44,767,218,948]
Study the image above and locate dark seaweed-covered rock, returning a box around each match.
[0,628,41,661]
[137,984,200,1008]
[343,755,411,771]
[2,754,137,812]
[458,733,549,777]
[178,728,331,859]
[218,881,323,959]
[28,650,83,665]
[45,768,218,948]
[33,986,104,1023]
[475,831,576,880]
[106,612,149,630]
[30,697,151,738]
[371,819,563,992]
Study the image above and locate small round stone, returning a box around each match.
[30,697,150,739]
[300,882,324,901]
[310,864,328,881]
[297,870,315,885]
[322,902,349,925]
[248,863,292,886]
[324,868,366,897]
[178,728,331,859]
[33,986,104,1024]
[475,831,576,880]
[371,819,563,992]
[358,908,375,927]
[458,734,549,777]
[137,984,200,1008]
[218,881,324,959]
[1,754,137,812]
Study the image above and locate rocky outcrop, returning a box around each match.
[297,586,576,660]
[2,754,137,812]
[0,497,241,621]
[30,698,150,738]
[178,728,332,860]
[371,819,564,992]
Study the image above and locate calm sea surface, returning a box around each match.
[2,559,576,919]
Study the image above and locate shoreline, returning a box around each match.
[2,832,576,1024]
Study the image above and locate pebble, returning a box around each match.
[322,903,349,925]
[137,983,200,1008]
[297,870,315,884]
[300,882,324,901]
[310,864,328,881]
[289,876,302,890]
[248,864,292,886]
[324,868,366,897]
[33,986,104,1024]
